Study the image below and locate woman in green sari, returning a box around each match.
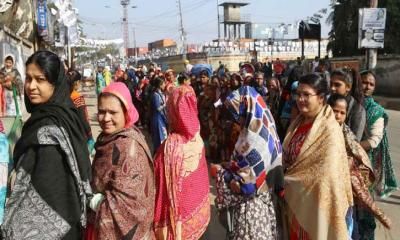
[360,70,397,198]
[357,70,398,240]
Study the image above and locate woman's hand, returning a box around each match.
[89,193,105,212]
[210,163,222,178]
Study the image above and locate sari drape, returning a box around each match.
[214,86,283,239]
[154,86,210,240]
[363,96,398,197]
[283,105,353,240]
[91,127,155,240]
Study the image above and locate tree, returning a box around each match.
[328,0,400,56]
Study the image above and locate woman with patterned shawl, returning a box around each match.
[153,85,210,240]
[211,86,284,240]
[328,94,391,240]
[2,51,92,239]
[88,82,155,240]
[283,73,353,240]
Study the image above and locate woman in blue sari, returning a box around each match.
[150,77,168,153]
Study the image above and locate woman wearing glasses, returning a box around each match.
[282,73,353,240]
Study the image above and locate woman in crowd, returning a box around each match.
[278,81,299,141]
[103,66,112,86]
[230,73,242,91]
[0,120,8,225]
[251,72,268,102]
[154,85,210,240]
[198,70,213,156]
[330,68,366,141]
[283,73,353,239]
[164,69,176,93]
[67,69,95,154]
[96,66,106,96]
[177,72,191,86]
[211,86,284,240]
[2,51,92,239]
[266,77,282,119]
[356,70,398,240]
[150,77,168,153]
[89,82,155,240]
[328,94,391,239]
[360,70,398,197]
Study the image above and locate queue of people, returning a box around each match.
[0,51,397,240]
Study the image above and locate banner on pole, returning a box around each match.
[37,0,48,37]
[358,8,386,49]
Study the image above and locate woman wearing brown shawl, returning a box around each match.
[88,82,155,240]
[328,94,391,238]
[283,73,353,240]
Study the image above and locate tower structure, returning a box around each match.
[219,1,250,40]
[121,0,130,56]
[177,0,187,56]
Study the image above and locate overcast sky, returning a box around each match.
[76,0,332,47]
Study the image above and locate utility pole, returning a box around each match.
[177,0,187,58]
[217,0,220,39]
[367,0,378,69]
[121,0,130,59]
[132,26,137,61]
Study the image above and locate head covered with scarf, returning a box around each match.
[167,85,200,141]
[224,86,284,192]
[101,82,139,128]
[13,50,92,227]
[153,84,210,239]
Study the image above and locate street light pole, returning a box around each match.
[367,0,378,69]
[121,0,130,59]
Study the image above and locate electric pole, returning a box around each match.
[217,0,220,39]
[121,0,130,59]
[177,0,187,58]
[367,0,378,69]
[132,26,137,61]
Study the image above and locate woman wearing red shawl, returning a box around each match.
[153,85,210,240]
[88,82,155,240]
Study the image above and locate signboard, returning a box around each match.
[37,0,48,37]
[298,21,321,40]
[358,8,386,49]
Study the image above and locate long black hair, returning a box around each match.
[152,76,165,91]
[26,51,61,86]
[327,93,348,108]
[331,68,364,105]
[177,72,189,85]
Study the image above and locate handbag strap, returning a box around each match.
[11,84,20,116]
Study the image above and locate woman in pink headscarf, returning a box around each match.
[87,82,155,240]
[153,85,210,240]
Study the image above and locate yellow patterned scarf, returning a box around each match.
[283,105,353,240]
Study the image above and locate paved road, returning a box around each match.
[85,92,399,240]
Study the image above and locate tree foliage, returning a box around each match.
[328,0,400,56]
